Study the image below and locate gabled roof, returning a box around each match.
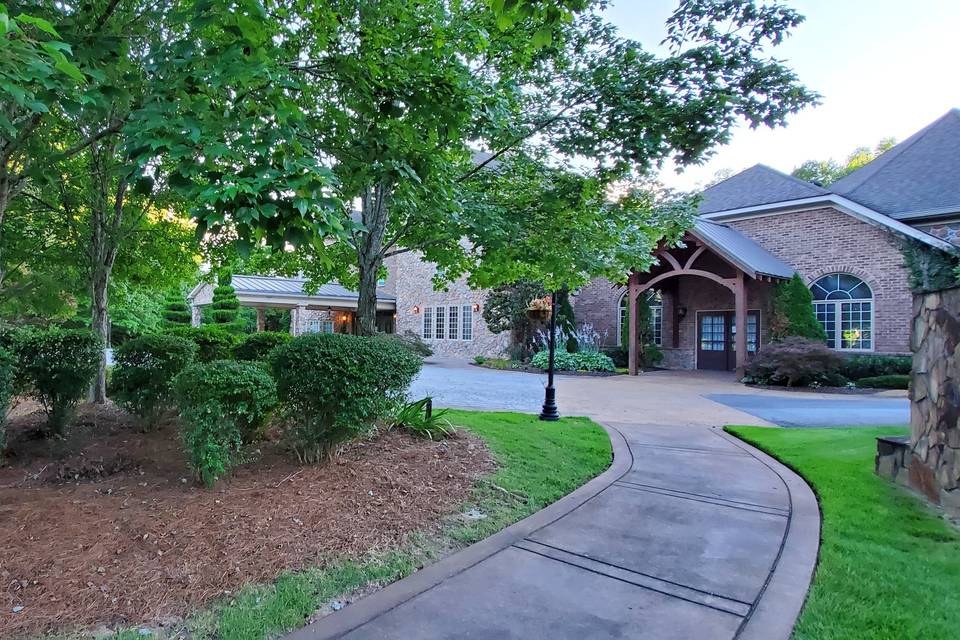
[698,164,829,214]
[190,274,396,302]
[829,109,960,220]
[691,220,795,280]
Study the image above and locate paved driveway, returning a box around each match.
[412,361,909,428]
[706,393,909,427]
[409,358,546,412]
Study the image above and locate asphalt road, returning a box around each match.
[409,359,547,412]
[705,393,910,428]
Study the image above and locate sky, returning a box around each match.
[603,0,960,190]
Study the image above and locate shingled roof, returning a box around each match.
[697,164,829,214]
[829,109,960,220]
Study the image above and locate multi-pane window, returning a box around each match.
[618,290,663,346]
[448,306,459,340]
[810,273,873,351]
[423,307,433,339]
[308,319,320,334]
[699,314,726,351]
[434,306,445,339]
[461,305,473,340]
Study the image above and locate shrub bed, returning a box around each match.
[270,333,422,463]
[166,325,239,362]
[855,374,910,390]
[531,349,615,372]
[233,331,292,362]
[111,334,197,428]
[840,354,912,380]
[744,336,844,387]
[173,360,277,486]
[17,328,102,435]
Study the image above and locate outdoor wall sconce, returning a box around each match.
[472,303,480,312]
[412,305,421,314]
[677,305,688,320]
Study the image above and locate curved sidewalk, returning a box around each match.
[286,422,820,640]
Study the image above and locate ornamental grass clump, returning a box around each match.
[172,360,277,486]
[270,333,422,463]
[17,328,102,436]
[111,334,197,429]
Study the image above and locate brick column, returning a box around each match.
[256,308,266,332]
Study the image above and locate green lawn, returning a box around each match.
[181,411,611,640]
[727,426,960,640]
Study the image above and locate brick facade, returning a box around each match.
[727,206,913,354]
[386,252,510,359]
[573,205,918,370]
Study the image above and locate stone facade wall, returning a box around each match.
[728,206,914,354]
[915,220,960,246]
[909,286,960,515]
[386,252,510,359]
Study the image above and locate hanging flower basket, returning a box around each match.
[526,296,552,321]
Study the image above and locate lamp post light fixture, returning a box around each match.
[539,291,560,421]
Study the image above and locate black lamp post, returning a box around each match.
[539,291,560,421]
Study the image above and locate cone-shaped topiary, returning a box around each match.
[161,292,192,327]
[770,273,828,342]
[211,277,240,327]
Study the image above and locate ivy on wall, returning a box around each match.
[901,240,960,294]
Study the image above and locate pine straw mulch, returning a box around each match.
[0,401,495,638]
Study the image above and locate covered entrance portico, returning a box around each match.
[626,220,794,376]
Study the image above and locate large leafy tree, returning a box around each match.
[221,0,817,334]
[792,138,897,186]
[3,0,349,401]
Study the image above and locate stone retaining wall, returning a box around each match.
[909,285,960,515]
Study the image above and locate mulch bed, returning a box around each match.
[0,402,495,638]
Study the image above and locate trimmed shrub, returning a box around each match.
[745,337,844,387]
[172,360,277,486]
[855,374,910,390]
[371,330,433,359]
[233,331,293,362]
[769,273,828,342]
[111,334,197,428]
[211,284,240,325]
[531,349,615,372]
[18,328,102,435]
[840,354,912,380]
[270,333,422,463]
[161,292,192,327]
[0,347,14,457]
[165,325,239,362]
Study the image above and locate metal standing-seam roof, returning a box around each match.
[229,274,396,301]
[691,220,796,280]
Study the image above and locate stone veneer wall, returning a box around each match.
[908,286,960,515]
[728,206,914,354]
[385,252,510,359]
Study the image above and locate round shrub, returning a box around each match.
[233,331,292,361]
[111,334,197,428]
[0,347,15,457]
[18,328,102,435]
[172,360,277,486]
[270,333,422,463]
[531,350,615,372]
[744,337,844,387]
[165,325,239,362]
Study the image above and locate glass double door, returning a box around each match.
[697,311,759,371]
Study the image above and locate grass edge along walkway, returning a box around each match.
[726,426,960,640]
[82,411,611,640]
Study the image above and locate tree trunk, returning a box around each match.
[90,265,111,403]
[355,180,391,336]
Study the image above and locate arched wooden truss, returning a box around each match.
[626,230,789,377]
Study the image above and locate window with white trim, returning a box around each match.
[810,273,873,351]
[461,305,473,340]
[434,306,445,339]
[618,290,663,347]
[423,307,433,339]
[448,306,459,340]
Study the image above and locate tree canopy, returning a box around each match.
[792,138,896,186]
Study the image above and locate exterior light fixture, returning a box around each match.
[413,305,421,314]
[472,303,480,312]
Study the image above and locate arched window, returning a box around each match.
[618,290,662,347]
[810,274,873,350]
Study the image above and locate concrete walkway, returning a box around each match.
[287,421,819,640]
